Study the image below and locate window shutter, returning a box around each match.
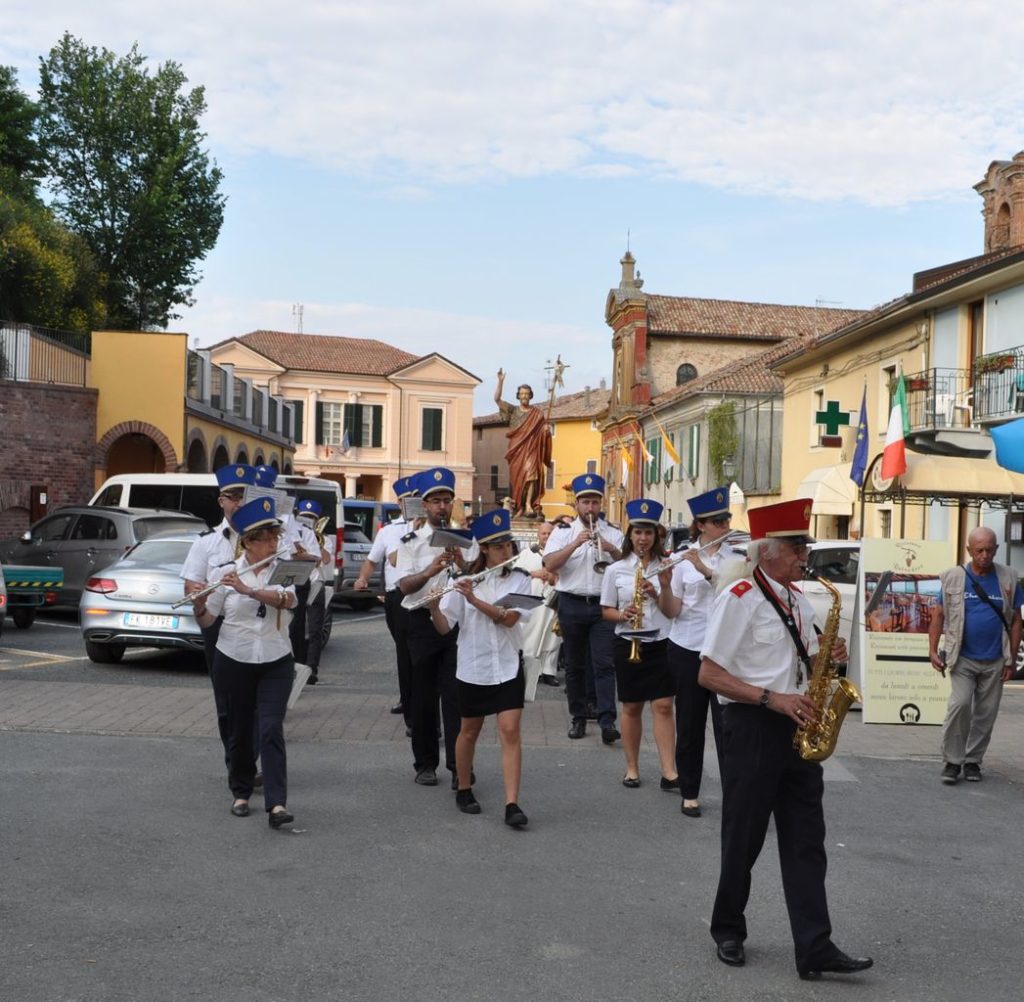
[371,405,382,447]
[344,404,360,445]
[292,400,304,443]
[315,402,324,446]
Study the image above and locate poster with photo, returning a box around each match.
[859,538,951,724]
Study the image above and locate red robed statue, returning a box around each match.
[494,359,564,519]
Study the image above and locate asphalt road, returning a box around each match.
[3,606,1023,1001]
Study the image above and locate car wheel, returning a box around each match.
[346,598,376,612]
[12,608,35,629]
[85,640,126,664]
[320,613,333,646]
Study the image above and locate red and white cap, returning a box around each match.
[747,499,816,544]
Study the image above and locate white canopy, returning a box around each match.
[796,464,859,516]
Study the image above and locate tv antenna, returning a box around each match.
[292,303,304,333]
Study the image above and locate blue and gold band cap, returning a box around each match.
[235,497,281,535]
[472,508,513,544]
[216,464,257,492]
[625,497,664,525]
[572,473,606,498]
[415,467,456,498]
[687,486,731,520]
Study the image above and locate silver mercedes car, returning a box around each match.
[78,532,206,663]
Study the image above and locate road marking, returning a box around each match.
[27,618,81,630]
[0,650,90,670]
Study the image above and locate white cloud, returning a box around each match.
[181,294,608,414]
[4,0,1024,206]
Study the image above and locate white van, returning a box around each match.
[90,472,344,587]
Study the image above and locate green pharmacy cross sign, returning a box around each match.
[815,400,851,436]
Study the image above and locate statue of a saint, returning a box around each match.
[494,361,563,519]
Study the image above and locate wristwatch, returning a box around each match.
[759,688,771,708]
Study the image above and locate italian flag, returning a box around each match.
[880,373,909,479]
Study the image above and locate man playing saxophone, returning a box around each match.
[696,500,871,982]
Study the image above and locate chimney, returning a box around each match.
[584,385,591,409]
[599,377,607,390]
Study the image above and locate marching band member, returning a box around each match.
[514,519,562,697]
[354,476,420,728]
[542,474,623,744]
[194,498,298,829]
[599,499,678,789]
[395,468,479,788]
[293,499,333,684]
[659,487,735,818]
[697,500,869,979]
[429,509,533,826]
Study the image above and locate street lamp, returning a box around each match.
[722,455,737,483]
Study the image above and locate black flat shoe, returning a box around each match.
[230,802,250,817]
[681,802,702,817]
[799,951,873,980]
[268,809,294,829]
[455,789,482,814]
[539,675,561,687]
[660,776,680,792]
[505,803,528,827]
[390,702,404,715]
[622,775,641,789]
[716,940,745,967]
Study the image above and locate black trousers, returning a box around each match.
[669,642,724,799]
[289,581,311,664]
[711,703,835,971]
[212,651,293,811]
[201,617,231,769]
[304,587,326,672]
[558,594,617,726]
[384,588,413,726]
[406,610,460,773]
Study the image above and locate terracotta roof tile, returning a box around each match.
[645,295,864,340]
[216,330,419,376]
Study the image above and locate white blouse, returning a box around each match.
[667,540,738,650]
[207,555,297,663]
[439,568,534,685]
[600,553,671,642]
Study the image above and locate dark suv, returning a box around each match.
[0,506,207,608]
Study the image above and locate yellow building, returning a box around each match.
[472,386,610,520]
[209,330,480,502]
[89,329,295,488]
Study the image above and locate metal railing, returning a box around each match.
[0,322,90,386]
[971,347,1024,422]
[903,368,974,430]
[186,349,204,401]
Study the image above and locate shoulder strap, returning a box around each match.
[963,567,1011,638]
[752,568,811,674]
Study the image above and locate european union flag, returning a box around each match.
[850,388,869,487]
[990,416,1024,474]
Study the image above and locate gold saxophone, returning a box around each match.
[794,571,861,762]
[627,563,644,664]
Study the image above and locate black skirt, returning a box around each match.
[614,637,673,703]
[457,664,526,718]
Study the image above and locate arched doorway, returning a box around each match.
[254,452,265,467]
[107,433,166,476]
[211,441,230,470]
[235,448,249,465]
[186,437,208,473]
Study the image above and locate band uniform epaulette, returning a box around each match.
[401,530,418,543]
[199,528,214,537]
[730,580,753,597]
[511,566,530,576]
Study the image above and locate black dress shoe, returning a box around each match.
[505,802,528,827]
[601,726,620,745]
[230,802,250,817]
[414,768,439,786]
[268,809,294,829]
[538,675,561,687]
[390,702,404,715]
[716,940,745,966]
[568,718,586,739]
[799,951,873,980]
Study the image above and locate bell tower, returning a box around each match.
[975,152,1024,252]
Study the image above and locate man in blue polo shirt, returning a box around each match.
[928,526,1023,784]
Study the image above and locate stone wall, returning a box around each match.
[0,381,98,537]
[647,337,771,398]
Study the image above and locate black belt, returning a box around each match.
[561,592,603,605]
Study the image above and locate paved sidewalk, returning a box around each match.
[2,674,1021,781]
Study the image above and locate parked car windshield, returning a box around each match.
[807,546,860,586]
[122,539,195,565]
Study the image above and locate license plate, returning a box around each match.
[123,613,178,629]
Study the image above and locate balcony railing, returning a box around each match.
[0,321,90,386]
[971,347,1024,422]
[902,368,974,432]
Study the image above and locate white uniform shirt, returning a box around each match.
[667,540,737,650]
[206,555,297,663]
[180,519,237,584]
[369,518,409,591]
[439,568,533,684]
[293,516,330,586]
[600,553,671,642]
[701,572,819,704]
[396,525,480,610]
[543,517,625,597]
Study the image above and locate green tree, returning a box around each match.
[0,189,107,332]
[0,65,43,199]
[37,33,225,330]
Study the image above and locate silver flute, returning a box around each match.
[406,555,520,610]
[172,547,290,609]
[642,531,745,580]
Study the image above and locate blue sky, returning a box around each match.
[1,1,1017,411]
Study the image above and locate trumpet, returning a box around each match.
[642,530,745,580]
[589,515,612,574]
[406,554,520,610]
[172,547,290,609]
